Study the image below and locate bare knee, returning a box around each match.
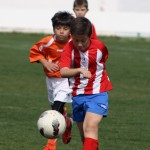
[84,124,98,133]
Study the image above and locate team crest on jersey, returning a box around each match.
[57,49,63,52]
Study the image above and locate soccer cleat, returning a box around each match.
[62,117,73,144]
[43,139,57,150]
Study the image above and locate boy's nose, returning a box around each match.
[77,42,83,48]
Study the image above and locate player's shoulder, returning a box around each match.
[91,39,106,49]
[63,40,74,53]
[38,35,53,45]
[91,23,96,28]
[40,35,54,43]
[67,40,74,47]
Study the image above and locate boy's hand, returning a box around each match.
[60,67,91,78]
[40,59,59,72]
[80,68,91,78]
[45,61,59,72]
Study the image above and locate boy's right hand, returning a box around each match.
[40,59,59,72]
[79,68,91,79]
[45,61,59,72]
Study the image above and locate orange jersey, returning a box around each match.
[29,35,71,78]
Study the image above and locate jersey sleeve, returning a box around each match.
[60,42,72,68]
[29,37,48,63]
[90,24,98,40]
[98,41,109,63]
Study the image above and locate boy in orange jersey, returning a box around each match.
[29,11,74,150]
[73,0,98,40]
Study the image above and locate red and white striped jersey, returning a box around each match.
[91,24,98,40]
[60,39,112,96]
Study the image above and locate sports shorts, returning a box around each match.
[46,77,72,103]
[72,92,108,122]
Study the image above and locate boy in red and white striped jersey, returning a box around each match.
[60,17,112,150]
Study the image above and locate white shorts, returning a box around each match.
[46,77,72,103]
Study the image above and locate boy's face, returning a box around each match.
[72,34,90,52]
[54,25,70,43]
[73,6,88,17]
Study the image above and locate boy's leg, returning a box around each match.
[83,112,103,150]
[43,101,65,150]
[62,105,73,144]
[52,78,72,144]
[52,101,73,144]
[76,122,84,143]
[76,122,99,150]
[83,92,109,150]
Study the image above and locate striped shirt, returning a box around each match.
[60,39,112,96]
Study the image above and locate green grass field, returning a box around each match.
[0,32,150,150]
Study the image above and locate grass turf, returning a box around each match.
[0,32,150,150]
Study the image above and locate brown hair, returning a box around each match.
[73,0,88,9]
[71,17,92,37]
[51,11,74,28]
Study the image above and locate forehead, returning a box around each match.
[74,5,87,10]
[72,34,89,40]
[54,25,70,28]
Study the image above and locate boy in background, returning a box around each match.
[29,11,74,150]
[60,17,112,150]
[73,0,98,40]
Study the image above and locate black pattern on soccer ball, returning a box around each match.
[52,119,60,136]
[39,128,44,136]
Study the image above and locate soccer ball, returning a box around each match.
[37,110,66,139]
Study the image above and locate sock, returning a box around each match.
[47,139,57,144]
[63,105,74,125]
[44,139,57,150]
[83,138,99,150]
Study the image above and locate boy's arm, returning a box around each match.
[60,67,91,78]
[29,43,45,63]
[29,36,50,63]
[40,58,59,72]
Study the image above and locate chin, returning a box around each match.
[59,39,67,43]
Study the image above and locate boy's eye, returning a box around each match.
[75,9,80,11]
[64,26,69,30]
[81,9,86,11]
[74,8,87,12]
[55,26,69,30]
[55,26,61,30]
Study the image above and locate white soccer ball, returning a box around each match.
[37,110,66,139]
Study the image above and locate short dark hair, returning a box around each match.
[71,17,92,37]
[51,11,74,28]
[73,0,88,9]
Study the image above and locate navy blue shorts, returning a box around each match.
[72,92,109,122]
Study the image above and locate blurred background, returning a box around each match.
[0,0,150,38]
